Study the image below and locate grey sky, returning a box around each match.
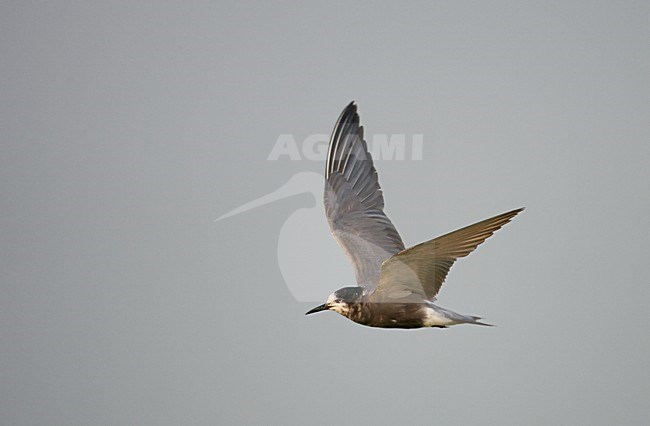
[1,1,649,425]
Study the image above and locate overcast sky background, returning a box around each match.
[1,1,649,425]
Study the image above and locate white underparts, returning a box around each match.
[422,303,477,327]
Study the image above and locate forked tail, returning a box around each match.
[468,316,493,326]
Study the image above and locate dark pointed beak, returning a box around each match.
[305,303,329,315]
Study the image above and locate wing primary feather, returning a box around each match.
[326,101,357,178]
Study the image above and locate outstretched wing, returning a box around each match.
[373,208,523,301]
[324,102,405,289]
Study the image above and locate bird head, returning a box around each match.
[305,287,364,317]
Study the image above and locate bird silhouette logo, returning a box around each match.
[216,171,344,302]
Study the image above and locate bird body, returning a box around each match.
[307,286,489,329]
[306,102,523,329]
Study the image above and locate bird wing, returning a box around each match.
[373,208,523,301]
[324,102,405,290]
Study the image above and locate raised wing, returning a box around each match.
[373,208,523,301]
[324,102,405,289]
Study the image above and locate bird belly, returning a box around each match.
[349,303,427,329]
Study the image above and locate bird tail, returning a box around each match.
[429,303,494,327]
[468,316,493,327]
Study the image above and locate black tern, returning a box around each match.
[306,102,523,328]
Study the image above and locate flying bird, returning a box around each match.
[306,102,523,328]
